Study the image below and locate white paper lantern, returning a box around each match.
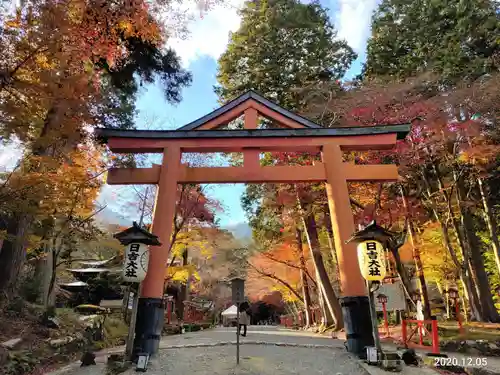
[123,243,149,282]
[357,240,386,281]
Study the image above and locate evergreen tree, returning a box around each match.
[216,0,354,329]
[216,0,356,110]
[364,0,500,82]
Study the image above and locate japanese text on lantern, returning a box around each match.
[123,242,149,283]
[357,240,386,281]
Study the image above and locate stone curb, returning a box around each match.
[45,341,343,374]
[159,341,341,349]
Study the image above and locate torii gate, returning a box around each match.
[96,91,410,356]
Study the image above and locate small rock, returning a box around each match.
[442,340,461,352]
[42,316,60,329]
[80,351,96,367]
[32,325,50,338]
[401,349,419,366]
[1,337,22,350]
[467,347,482,355]
[108,354,124,363]
[49,336,74,348]
[464,368,498,375]
[458,341,469,353]
[475,340,490,354]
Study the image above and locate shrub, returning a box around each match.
[3,352,38,375]
[183,323,201,332]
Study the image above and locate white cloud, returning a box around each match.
[0,139,23,172]
[334,0,379,53]
[167,0,379,68]
[166,0,246,67]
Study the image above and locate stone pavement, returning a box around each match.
[46,326,497,375]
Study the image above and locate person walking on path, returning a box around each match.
[238,302,250,337]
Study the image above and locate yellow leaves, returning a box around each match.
[166,264,200,284]
[4,19,20,28]
[171,231,214,260]
[26,235,43,257]
[35,54,56,70]
[67,1,85,24]
[4,9,21,28]
[198,242,213,259]
[3,147,106,222]
[118,20,134,38]
[418,222,457,283]
[272,285,300,303]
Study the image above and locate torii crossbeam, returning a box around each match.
[96,90,410,357]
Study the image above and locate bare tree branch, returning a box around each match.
[246,260,303,301]
[260,251,317,288]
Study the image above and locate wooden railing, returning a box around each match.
[402,317,439,354]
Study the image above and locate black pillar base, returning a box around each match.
[340,296,374,358]
[133,298,165,357]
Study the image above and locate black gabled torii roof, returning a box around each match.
[96,124,411,142]
[176,90,322,131]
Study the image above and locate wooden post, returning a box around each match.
[431,317,439,354]
[402,319,408,347]
[382,302,390,337]
[455,300,464,334]
[126,285,140,360]
[236,303,240,365]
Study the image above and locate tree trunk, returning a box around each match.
[33,257,46,303]
[440,215,482,321]
[0,213,32,296]
[296,228,312,327]
[421,165,482,321]
[322,207,340,285]
[0,104,63,297]
[437,282,450,319]
[448,200,485,319]
[176,248,189,321]
[43,243,57,315]
[301,210,343,330]
[455,175,500,322]
[478,177,500,276]
[316,269,333,327]
[400,186,432,320]
[390,247,416,313]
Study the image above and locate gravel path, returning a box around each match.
[47,326,500,375]
[59,344,368,375]
[126,345,368,375]
[48,327,364,375]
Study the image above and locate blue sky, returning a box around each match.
[121,0,380,227]
[0,0,380,228]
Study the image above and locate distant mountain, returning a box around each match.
[95,207,130,229]
[225,222,253,242]
[96,206,254,245]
